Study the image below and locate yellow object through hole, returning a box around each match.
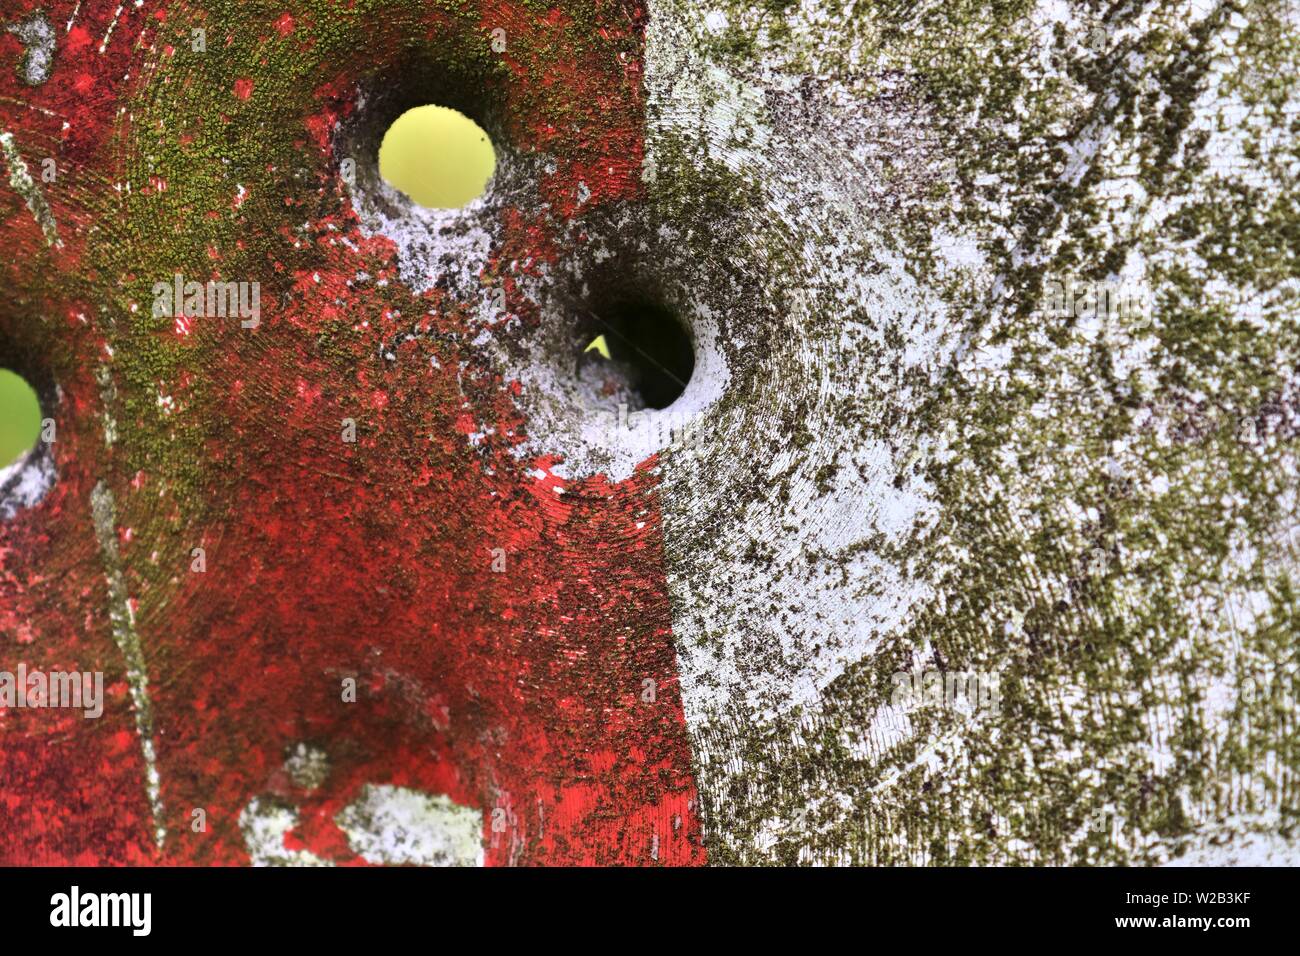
[0,369,41,468]
[378,105,496,210]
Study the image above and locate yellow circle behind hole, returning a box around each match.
[0,369,41,468]
[378,105,496,209]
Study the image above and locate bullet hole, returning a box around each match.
[577,299,695,410]
[333,50,517,298]
[378,105,496,209]
[0,354,58,519]
[0,368,41,468]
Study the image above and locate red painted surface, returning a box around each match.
[0,0,705,866]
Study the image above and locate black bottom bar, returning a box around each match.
[0,865,1284,942]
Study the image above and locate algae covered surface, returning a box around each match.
[645,0,1300,864]
[0,0,1296,865]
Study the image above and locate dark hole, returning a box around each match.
[581,300,694,410]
